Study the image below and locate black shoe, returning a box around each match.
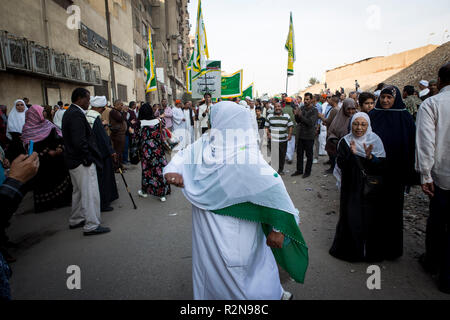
[286,160,293,165]
[302,173,311,179]
[323,161,331,166]
[277,171,285,176]
[83,226,111,236]
[291,171,303,177]
[324,168,334,174]
[101,206,114,212]
[438,283,450,294]
[69,220,86,230]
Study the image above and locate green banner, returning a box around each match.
[241,83,253,100]
[221,70,242,98]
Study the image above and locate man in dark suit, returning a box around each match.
[62,88,111,236]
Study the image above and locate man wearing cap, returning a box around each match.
[281,93,287,108]
[419,80,431,101]
[87,96,119,212]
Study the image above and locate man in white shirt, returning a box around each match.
[415,62,450,294]
[53,102,66,130]
[172,100,187,150]
[198,93,212,134]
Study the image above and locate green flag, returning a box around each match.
[192,0,209,80]
[241,83,254,100]
[221,69,243,98]
[285,12,296,76]
[213,202,308,284]
[144,29,157,93]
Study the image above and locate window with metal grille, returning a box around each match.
[142,23,148,38]
[117,84,128,102]
[95,80,110,101]
[134,14,140,33]
[136,53,142,69]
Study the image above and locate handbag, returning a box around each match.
[354,155,383,197]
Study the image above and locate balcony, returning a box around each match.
[0,30,102,86]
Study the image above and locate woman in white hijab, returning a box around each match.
[6,100,27,139]
[163,101,308,300]
[330,112,387,263]
[5,99,28,161]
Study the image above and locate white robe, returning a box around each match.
[172,107,187,149]
[184,109,194,145]
[53,109,66,130]
[164,140,284,300]
[319,103,328,156]
[192,206,283,300]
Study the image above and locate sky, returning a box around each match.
[187,0,450,96]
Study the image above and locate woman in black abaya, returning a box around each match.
[329,112,387,262]
[369,85,417,260]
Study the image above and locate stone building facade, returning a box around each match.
[132,0,192,104]
[0,0,192,111]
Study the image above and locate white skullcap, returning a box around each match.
[419,80,429,87]
[90,96,107,108]
[239,100,248,106]
[245,96,252,100]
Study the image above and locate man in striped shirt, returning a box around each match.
[265,103,293,175]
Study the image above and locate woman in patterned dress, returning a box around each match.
[137,103,170,202]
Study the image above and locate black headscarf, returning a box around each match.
[138,103,155,121]
[369,85,416,184]
[374,85,406,110]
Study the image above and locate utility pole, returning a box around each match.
[105,0,117,101]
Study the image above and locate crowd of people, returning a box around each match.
[0,61,449,299]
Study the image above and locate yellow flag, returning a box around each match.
[285,12,295,76]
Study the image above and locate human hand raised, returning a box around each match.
[350,140,357,154]
[363,143,374,160]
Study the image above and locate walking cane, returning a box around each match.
[118,168,137,210]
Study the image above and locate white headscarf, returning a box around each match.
[6,99,28,139]
[333,112,386,190]
[343,112,386,158]
[164,101,299,219]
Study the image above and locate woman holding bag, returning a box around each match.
[329,112,387,262]
[137,103,170,202]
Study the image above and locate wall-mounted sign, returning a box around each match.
[79,23,133,70]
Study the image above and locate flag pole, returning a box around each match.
[286,74,289,94]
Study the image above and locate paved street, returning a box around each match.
[7,157,450,300]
